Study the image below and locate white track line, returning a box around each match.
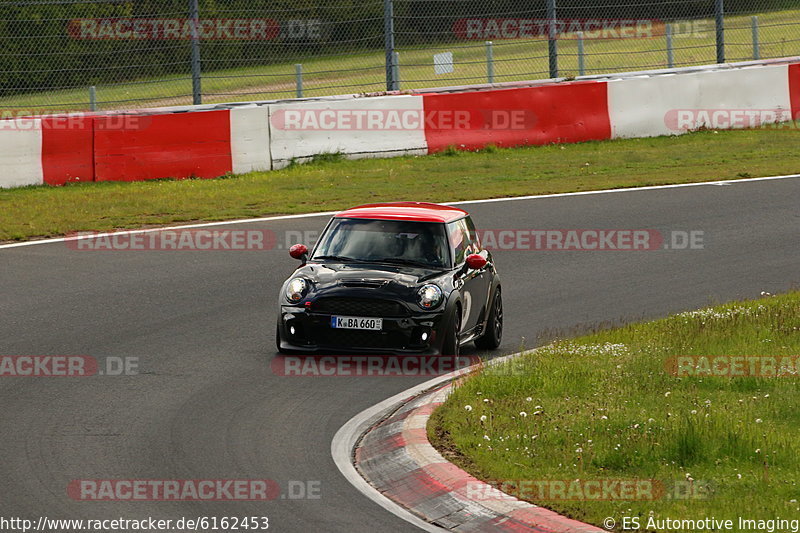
[2,173,798,251]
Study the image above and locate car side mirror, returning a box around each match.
[465,253,487,270]
[289,244,308,264]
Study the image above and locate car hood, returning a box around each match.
[295,262,446,291]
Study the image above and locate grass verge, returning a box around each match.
[1,125,799,242]
[429,291,800,529]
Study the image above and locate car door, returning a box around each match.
[448,217,491,334]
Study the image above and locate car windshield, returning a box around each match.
[312,218,451,269]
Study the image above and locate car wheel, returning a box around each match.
[475,288,502,350]
[441,307,461,357]
[275,322,287,354]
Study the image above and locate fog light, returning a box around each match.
[289,326,296,336]
[421,331,429,341]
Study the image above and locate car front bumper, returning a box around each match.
[277,305,448,355]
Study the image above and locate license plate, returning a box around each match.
[330,315,382,331]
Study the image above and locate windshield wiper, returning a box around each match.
[372,257,439,268]
[312,255,366,263]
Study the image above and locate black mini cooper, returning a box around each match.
[275,202,502,355]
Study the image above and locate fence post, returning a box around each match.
[392,51,400,90]
[190,0,202,105]
[89,86,97,112]
[547,0,558,78]
[577,32,585,76]
[384,0,398,91]
[486,41,495,83]
[752,16,760,60]
[666,23,674,68]
[715,0,725,63]
[295,64,303,98]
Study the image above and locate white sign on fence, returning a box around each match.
[433,52,454,75]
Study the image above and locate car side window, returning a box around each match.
[464,216,481,250]
[448,218,478,266]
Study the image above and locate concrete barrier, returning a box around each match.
[608,63,794,138]
[1,58,799,189]
[0,118,43,188]
[268,95,428,169]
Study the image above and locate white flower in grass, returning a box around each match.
[664,391,671,397]
[691,410,697,415]
[600,415,608,420]
[480,415,487,422]
[519,411,528,418]
[756,449,761,454]
[756,418,763,423]
[526,397,533,402]
[483,398,490,403]
[737,474,742,479]
[464,405,473,411]
[483,435,491,441]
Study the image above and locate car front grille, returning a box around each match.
[313,297,409,317]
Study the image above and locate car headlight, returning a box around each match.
[417,284,443,310]
[285,277,308,303]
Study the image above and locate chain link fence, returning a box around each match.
[0,0,798,112]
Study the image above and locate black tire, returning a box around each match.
[441,306,461,357]
[275,322,286,354]
[475,287,502,350]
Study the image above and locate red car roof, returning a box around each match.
[334,202,468,223]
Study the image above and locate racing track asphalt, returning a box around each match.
[0,177,798,532]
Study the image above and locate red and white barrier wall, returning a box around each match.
[269,95,428,169]
[0,106,270,188]
[423,80,611,152]
[608,63,797,138]
[1,60,799,189]
[0,119,43,188]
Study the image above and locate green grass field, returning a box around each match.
[2,9,799,111]
[429,292,800,530]
[1,125,799,242]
